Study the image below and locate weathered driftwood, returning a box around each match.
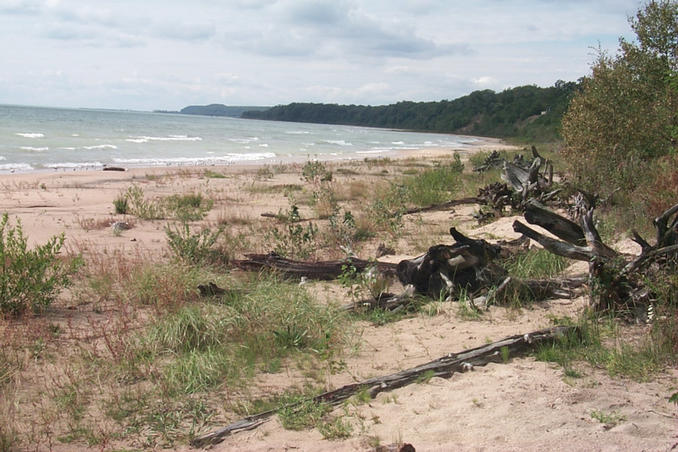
[233,252,398,279]
[513,195,678,314]
[396,227,503,298]
[190,325,577,448]
[398,197,482,216]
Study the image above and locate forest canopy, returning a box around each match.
[242,82,578,142]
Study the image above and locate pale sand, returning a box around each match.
[2,140,677,452]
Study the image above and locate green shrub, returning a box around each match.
[503,248,569,279]
[165,193,214,222]
[265,223,318,259]
[123,185,166,220]
[165,222,224,265]
[113,195,128,215]
[0,213,81,315]
[141,276,347,393]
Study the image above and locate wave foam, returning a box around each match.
[323,140,353,146]
[16,132,44,138]
[83,144,118,150]
[126,135,202,143]
[113,152,276,166]
[20,146,49,152]
[44,162,104,170]
[0,163,34,171]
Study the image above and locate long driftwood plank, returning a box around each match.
[233,253,398,279]
[397,197,482,217]
[191,325,576,448]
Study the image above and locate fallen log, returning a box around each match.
[190,325,577,448]
[396,227,503,298]
[233,252,398,279]
[396,197,482,217]
[513,194,678,315]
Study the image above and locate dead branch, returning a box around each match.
[233,252,398,279]
[190,325,577,448]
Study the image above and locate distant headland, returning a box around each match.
[155,104,270,117]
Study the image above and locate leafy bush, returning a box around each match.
[165,193,214,222]
[0,213,81,315]
[265,223,318,259]
[165,222,224,265]
[123,185,166,220]
[113,195,128,215]
[562,0,678,199]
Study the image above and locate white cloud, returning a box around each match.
[0,0,645,109]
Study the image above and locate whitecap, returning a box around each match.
[259,143,269,147]
[392,141,405,145]
[20,146,49,152]
[127,135,202,143]
[16,132,44,138]
[323,140,353,146]
[356,149,388,154]
[0,163,34,171]
[112,152,276,166]
[45,162,104,170]
[286,130,310,135]
[0,156,5,161]
[83,144,118,150]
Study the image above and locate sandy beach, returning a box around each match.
[1,141,677,452]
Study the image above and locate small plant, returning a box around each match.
[500,346,510,363]
[113,195,128,214]
[203,170,226,179]
[265,223,318,260]
[504,248,569,279]
[0,213,81,315]
[165,222,224,265]
[415,370,436,384]
[123,185,166,220]
[590,409,626,426]
[165,193,214,222]
[277,204,301,223]
[302,160,332,184]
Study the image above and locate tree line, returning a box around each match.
[242,82,579,142]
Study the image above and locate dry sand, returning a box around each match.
[2,141,677,452]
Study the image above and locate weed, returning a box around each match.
[136,276,347,393]
[203,170,226,179]
[113,195,129,215]
[590,409,626,426]
[503,248,569,279]
[165,193,214,222]
[318,415,353,440]
[302,160,332,184]
[165,222,224,265]
[265,223,318,259]
[0,213,82,315]
[500,346,510,363]
[278,396,330,431]
[122,185,166,220]
[415,370,436,384]
[256,165,274,179]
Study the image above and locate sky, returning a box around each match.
[0,0,643,111]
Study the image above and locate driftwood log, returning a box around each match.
[233,252,398,280]
[190,325,577,448]
[395,227,585,304]
[513,195,678,316]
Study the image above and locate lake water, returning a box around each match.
[0,104,482,172]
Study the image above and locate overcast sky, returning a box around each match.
[0,0,642,111]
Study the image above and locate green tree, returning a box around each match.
[561,0,678,196]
